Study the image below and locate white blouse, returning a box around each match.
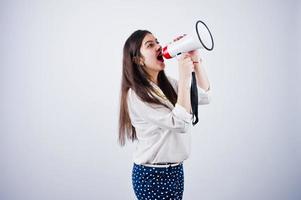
[127,77,211,165]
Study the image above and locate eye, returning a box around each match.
[147,43,154,48]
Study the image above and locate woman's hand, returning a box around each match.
[177,53,193,81]
[173,34,202,68]
[176,52,193,113]
[188,49,202,63]
[173,35,194,113]
[173,35,209,93]
[174,35,194,80]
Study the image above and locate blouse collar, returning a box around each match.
[148,80,174,109]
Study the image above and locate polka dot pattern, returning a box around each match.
[132,163,184,200]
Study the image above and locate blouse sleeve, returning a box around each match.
[197,85,212,105]
[168,76,212,105]
[127,89,192,133]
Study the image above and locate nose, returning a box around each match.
[156,43,162,52]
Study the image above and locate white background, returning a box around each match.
[1,0,300,199]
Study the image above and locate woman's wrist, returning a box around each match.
[192,58,202,64]
[178,77,191,90]
[179,75,191,83]
[192,58,203,71]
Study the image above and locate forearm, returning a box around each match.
[177,78,191,113]
[194,62,210,91]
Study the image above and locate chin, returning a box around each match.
[159,62,165,70]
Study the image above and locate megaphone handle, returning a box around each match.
[191,72,199,125]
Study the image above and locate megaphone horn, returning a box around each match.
[162,20,214,59]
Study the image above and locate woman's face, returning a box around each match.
[139,33,165,74]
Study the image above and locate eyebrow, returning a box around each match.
[144,39,158,45]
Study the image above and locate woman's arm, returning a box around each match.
[176,53,194,113]
[174,51,211,108]
[189,50,211,105]
[128,89,192,133]
[194,61,210,92]
[189,49,210,91]
[172,36,210,92]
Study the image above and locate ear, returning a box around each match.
[132,56,144,66]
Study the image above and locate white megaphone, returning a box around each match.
[162,20,214,59]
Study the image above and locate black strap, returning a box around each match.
[190,72,198,125]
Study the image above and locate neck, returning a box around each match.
[147,70,159,85]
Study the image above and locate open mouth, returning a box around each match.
[157,53,164,62]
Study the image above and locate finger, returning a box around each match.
[187,59,192,64]
[182,59,193,67]
[181,52,190,58]
[183,57,192,63]
[178,55,188,62]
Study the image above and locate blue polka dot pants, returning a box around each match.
[132,163,184,200]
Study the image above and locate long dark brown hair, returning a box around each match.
[118,30,178,146]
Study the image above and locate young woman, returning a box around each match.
[119,30,211,200]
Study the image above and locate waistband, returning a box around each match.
[140,162,183,168]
